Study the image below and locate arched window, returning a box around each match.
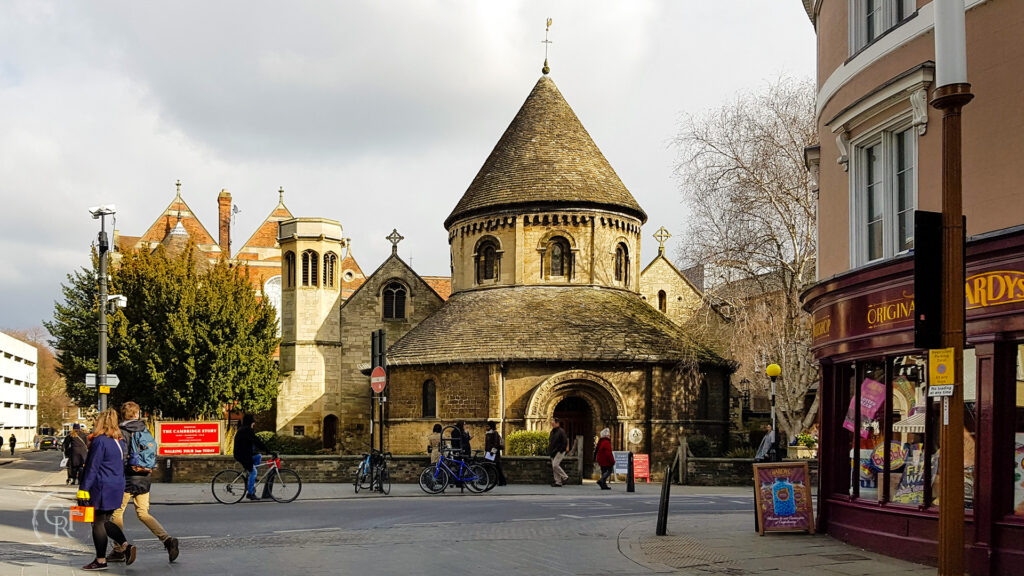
[301,250,319,287]
[422,380,436,418]
[614,243,630,285]
[475,238,499,284]
[323,252,338,288]
[382,281,407,320]
[284,252,296,288]
[548,237,572,278]
[658,290,667,313]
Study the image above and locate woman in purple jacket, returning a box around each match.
[78,409,137,570]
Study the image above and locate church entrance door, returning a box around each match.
[554,396,593,474]
[323,415,338,450]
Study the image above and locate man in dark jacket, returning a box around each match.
[548,418,569,487]
[63,425,88,485]
[8,434,15,456]
[108,402,179,563]
[233,414,271,500]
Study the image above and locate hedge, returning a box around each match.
[506,430,549,456]
[255,431,322,455]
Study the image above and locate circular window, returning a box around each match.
[343,270,355,282]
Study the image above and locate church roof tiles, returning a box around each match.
[444,76,646,228]
[386,285,724,366]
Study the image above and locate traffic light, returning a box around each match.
[914,210,942,350]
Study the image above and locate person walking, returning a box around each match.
[484,421,507,486]
[78,409,136,571]
[454,421,472,457]
[108,402,179,563]
[548,418,569,487]
[427,424,442,464]
[594,428,615,490]
[233,414,271,500]
[8,434,15,456]
[64,425,89,485]
[33,433,40,450]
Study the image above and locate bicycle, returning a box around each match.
[469,450,500,492]
[353,450,391,495]
[418,450,489,494]
[211,455,302,504]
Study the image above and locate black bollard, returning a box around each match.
[656,465,671,536]
[627,452,635,493]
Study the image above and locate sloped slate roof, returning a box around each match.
[444,76,647,228]
[387,285,725,366]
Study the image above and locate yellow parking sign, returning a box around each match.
[929,348,955,386]
[99,385,111,394]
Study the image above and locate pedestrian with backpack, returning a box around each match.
[108,402,179,563]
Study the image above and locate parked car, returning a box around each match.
[39,436,57,450]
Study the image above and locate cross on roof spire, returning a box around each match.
[654,226,671,255]
[386,228,404,256]
[279,186,284,204]
[542,18,552,75]
[175,179,182,197]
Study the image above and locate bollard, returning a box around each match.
[627,452,635,493]
[656,465,672,536]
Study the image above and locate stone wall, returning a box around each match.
[153,454,581,485]
[683,457,819,487]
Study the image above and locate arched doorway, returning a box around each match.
[323,415,338,450]
[554,396,594,472]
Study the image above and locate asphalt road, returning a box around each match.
[1,450,754,576]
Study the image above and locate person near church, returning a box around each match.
[108,402,179,563]
[233,414,272,500]
[548,418,569,487]
[452,421,471,457]
[594,428,615,490]
[78,408,136,571]
[8,434,15,456]
[64,424,88,485]
[427,424,442,464]
[484,421,507,486]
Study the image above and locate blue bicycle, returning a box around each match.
[419,426,489,494]
[354,450,391,494]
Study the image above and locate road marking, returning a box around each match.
[135,535,210,542]
[582,511,653,519]
[393,521,457,527]
[559,514,584,519]
[273,527,341,534]
[508,517,556,522]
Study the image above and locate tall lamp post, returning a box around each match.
[89,205,116,413]
[766,364,782,461]
[932,1,972,574]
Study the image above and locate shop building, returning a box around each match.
[800,0,1024,573]
[0,332,38,449]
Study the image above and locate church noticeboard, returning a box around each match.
[753,462,815,535]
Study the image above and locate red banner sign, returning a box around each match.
[633,453,650,482]
[158,445,220,456]
[157,422,222,456]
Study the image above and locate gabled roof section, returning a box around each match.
[139,188,218,248]
[445,75,646,228]
[340,252,444,311]
[237,192,294,254]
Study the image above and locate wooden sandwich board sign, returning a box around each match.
[753,462,815,535]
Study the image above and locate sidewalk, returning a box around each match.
[618,514,933,575]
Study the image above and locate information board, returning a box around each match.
[753,462,815,535]
[633,453,650,482]
[612,451,630,475]
[157,421,222,456]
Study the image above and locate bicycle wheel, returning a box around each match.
[354,462,365,493]
[212,469,247,504]
[418,465,448,494]
[465,464,490,493]
[378,464,391,495]
[269,468,302,503]
[480,462,499,492]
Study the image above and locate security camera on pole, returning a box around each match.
[88,204,117,413]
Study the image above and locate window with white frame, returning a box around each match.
[850,0,914,53]
[852,123,916,265]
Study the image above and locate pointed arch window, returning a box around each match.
[284,251,296,288]
[382,281,407,320]
[548,237,572,279]
[422,380,437,418]
[323,252,338,288]
[658,290,667,313]
[301,250,319,287]
[614,243,630,285]
[475,237,500,284]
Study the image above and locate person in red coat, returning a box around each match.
[595,428,615,490]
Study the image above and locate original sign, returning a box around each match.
[928,385,955,397]
[929,348,955,386]
[753,462,815,535]
[157,421,222,456]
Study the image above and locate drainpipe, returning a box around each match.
[499,363,507,439]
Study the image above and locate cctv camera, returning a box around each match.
[107,295,128,308]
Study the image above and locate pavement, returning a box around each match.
[0,450,935,575]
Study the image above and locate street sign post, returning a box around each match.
[370,366,387,394]
[929,348,955,385]
[928,385,955,397]
[85,373,119,389]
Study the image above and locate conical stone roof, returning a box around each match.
[444,76,647,228]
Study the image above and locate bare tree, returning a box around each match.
[5,327,75,432]
[673,77,818,442]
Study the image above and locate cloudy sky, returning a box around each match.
[0,1,815,332]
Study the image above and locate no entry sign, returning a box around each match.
[370,366,387,394]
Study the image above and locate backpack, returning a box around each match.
[127,427,158,472]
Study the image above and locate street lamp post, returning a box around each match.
[932,1,972,574]
[89,205,116,413]
[766,364,782,461]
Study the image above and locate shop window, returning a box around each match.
[889,355,928,506]
[844,361,886,502]
[849,0,914,54]
[851,125,916,266]
[382,282,407,320]
[1013,345,1024,517]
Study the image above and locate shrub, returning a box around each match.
[254,431,321,455]
[726,446,756,458]
[506,430,549,456]
[687,434,712,457]
[796,432,817,448]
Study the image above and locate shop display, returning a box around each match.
[753,462,814,535]
[1015,435,1024,516]
[843,377,886,438]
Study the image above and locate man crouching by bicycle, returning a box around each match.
[234,414,272,501]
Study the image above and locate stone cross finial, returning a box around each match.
[278,186,284,204]
[386,228,404,256]
[654,226,671,255]
[175,179,182,197]
[542,18,552,75]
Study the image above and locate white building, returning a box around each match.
[1,332,38,451]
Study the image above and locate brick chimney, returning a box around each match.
[218,189,231,255]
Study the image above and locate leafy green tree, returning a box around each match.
[45,257,100,406]
[48,242,279,419]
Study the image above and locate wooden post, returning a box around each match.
[931,81,973,576]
